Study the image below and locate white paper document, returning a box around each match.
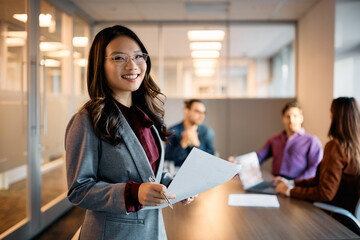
[143,148,240,210]
[228,194,280,208]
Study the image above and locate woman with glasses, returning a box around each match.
[276,97,360,215]
[65,25,194,240]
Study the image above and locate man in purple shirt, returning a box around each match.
[257,101,323,180]
[229,101,323,180]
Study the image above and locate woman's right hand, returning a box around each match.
[138,183,176,206]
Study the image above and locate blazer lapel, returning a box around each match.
[118,112,154,183]
[152,126,164,183]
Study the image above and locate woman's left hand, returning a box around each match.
[181,194,198,205]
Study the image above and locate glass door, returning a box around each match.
[39,0,71,208]
[0,0,29,235]
[1,0,90,239]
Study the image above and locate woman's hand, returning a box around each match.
[181,194,198,205]
[275,181,290,196]
[227,156,237,163]
[138,183,176,206]
[272,176,286,184]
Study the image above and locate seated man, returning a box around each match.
[229,100,323,180]
[165,99,215,167]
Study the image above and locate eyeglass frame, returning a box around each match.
[105,53,149,66]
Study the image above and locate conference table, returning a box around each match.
[163,176,359,240]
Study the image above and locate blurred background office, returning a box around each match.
[0,0,359,239]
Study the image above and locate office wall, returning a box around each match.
[164,98,292,160]
[297,0,335,145]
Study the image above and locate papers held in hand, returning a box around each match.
[143,148,240,210]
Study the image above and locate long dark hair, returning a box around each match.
[82,25,171,146]
[329,97,360,173]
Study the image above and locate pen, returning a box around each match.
[149,176,173,209]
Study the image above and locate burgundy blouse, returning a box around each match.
[116,102,160,212]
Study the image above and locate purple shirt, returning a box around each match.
[256,128,323,180]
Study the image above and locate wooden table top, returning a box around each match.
[163,178,359,240]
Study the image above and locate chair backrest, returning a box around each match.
[313,201,360,235]
[355,197,360,220]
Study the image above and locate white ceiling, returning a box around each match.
[68,0,320,22]
[121,24,295,59]
[66,0,320,59]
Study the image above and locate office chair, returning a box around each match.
[313,199,360,235]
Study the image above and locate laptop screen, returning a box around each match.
[235,152,263,189]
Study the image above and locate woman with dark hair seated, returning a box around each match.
[276,97,360,215]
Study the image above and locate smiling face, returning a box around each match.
[104,35,147,101]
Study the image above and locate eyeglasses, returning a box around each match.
[105,53,148,65]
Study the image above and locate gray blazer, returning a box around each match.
[65,109,173,240]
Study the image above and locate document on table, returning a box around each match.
[228,194,280,208]
[143,148,241,210]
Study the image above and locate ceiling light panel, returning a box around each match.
[40,42,66,52]
[191,50,220,58]
[195,68,215,77]
[190,42,222,50]
[6,38,26,47]
[73,37,89,47]
[193,59,218,68]
[7,31,27,38]
[13,13,53,27]
[188,30,225,41]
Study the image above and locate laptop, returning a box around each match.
[235,152,277,195]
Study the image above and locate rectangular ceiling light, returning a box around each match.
[6,38,26,47]
[39,14,52,27]
[40,42,65,51]
[46,50,71,58]
[7,31,27,38]
[193,59,218,68]
[40,59,60,67]
[13,14,27,22]
[191,50,220,58]
[75,58,88,67]
[195,68,215,77]
[73,37,89,47]
[13,13,52,27]
[188,30,225,41]
[190,42,222,51]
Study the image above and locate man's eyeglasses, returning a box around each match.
[105,53,148,66]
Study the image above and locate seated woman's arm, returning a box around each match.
[290,140,347,202]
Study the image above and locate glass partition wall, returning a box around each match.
[39,0,70,208]
[0,0,90,239]
[109,23,295,99]
[0,0,28,235]
[73,15,90,110]
[334,0,360,102]
[38,0,89,209]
